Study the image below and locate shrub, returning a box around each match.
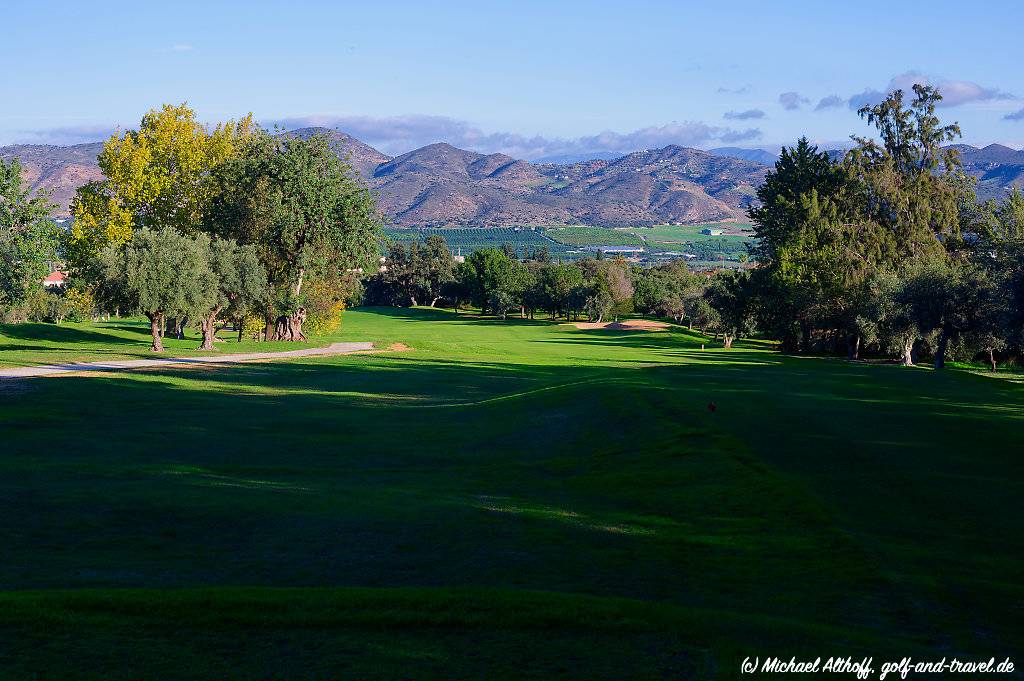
[303,281,346,336]
[63,288,96,323]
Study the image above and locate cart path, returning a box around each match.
[0,342,374,379]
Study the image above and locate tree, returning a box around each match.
[992,187,1024,242]
[706,270,756,348]
[97,228,216,351]
[585,286,614,323]
[422,235,455,306]
[446,261,475,313]
[465,248,520,316]
[1,158,58,312]
[197,239,267,350]
[870,267,922,367]
[379,242,419,306]
[632,261,703,324]
[539,262,585,320]
[208,131,381,340]
[996,243,1024,357]
[848,85,963,257]
[747,86,970,362]
[748,139,848,351]
[686,296,720,333]
[750,138,847,268]
[600,258,634,318]
[68,103,254,270]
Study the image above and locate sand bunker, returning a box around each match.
[351,342,413,355]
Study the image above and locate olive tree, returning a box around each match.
[97,228,215,351]
[197,239,267,350]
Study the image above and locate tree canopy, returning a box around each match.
[69,103,254,269]
[1,158,58,311]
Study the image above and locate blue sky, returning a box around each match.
[4,0,1023,158]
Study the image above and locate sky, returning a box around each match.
[4,0,1024,159]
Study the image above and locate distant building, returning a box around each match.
[588,245,645,254]
[43,271,66,288]
[700,228,724,236]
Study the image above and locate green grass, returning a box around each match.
[633,223,753,246]
[544,226,644,247]
[1,308,1022,679]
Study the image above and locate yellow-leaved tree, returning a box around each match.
[68,103,254,272]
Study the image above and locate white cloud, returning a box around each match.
[779,92,809,111]
[717,85,751,95]
[266,114,762,159]
[723,109,766,121]
[848,72,1013,110]
[815,95,844,111]
[12,124,120,145]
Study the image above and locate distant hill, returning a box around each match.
[708,147,779,166]
[6,129,1020,226]
[531,145,767,226]
[1,131,767,226]
[0,141,105,215]
[824,143,1024,201]
[949,143,1024,201]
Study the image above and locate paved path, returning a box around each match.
[0,342,374,379]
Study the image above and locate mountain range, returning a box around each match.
[2,131,1022,227]
[949,144,1024,201]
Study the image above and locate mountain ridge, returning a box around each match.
[3,132,1021,225]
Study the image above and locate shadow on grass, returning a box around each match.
[0,322,149,346]
[2,330,1023,658]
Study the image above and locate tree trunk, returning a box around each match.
[431,296,440,307]
[148,313,164,352]
[901,337,914,367]
[933,329,948,370]
[199,311,220,351]
[263,309,275,342]
[164,316,185,339]
[272,308,308,341]
[846,333,861,360]
[723,334,734,349]
[988,347,997,372]
[800,321,811,354]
